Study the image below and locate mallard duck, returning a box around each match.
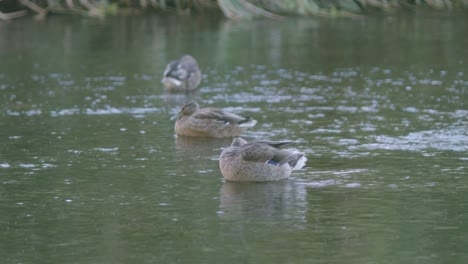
[219,137,307,181]
[174,101,257,138]
[161,55,201,92]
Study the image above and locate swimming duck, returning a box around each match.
[174,101,257,138]
[161,55,201,92]
[219,137,307,181]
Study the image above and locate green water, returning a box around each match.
[1,13,467,264]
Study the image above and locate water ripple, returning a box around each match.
[353,126,468,152]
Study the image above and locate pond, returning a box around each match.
[1,12,467,264]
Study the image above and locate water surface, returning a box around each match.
[1,13,467,264]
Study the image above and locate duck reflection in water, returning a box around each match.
[218,181,307,223]
[174,136,232,159]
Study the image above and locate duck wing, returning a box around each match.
[163,61,181,79]
[239,141,293,164]
[194,108,254,125]
[255,141,292,148]
[164,60,198,81]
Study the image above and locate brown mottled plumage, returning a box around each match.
[219,137,307,181]
[174,101,257,138]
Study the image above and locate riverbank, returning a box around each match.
[1,0,467,21]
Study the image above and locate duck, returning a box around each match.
[173,101,257,138]
[219,137,307,181]
[161,54,201,92]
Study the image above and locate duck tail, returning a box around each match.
[287,153,307,170]
[238,117,257,128]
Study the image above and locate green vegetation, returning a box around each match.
[0,0,467,21]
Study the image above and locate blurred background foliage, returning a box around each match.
[0,0,467,20]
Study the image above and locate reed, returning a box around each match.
[0,0,466,21]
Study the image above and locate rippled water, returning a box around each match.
[1,14,467,263]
